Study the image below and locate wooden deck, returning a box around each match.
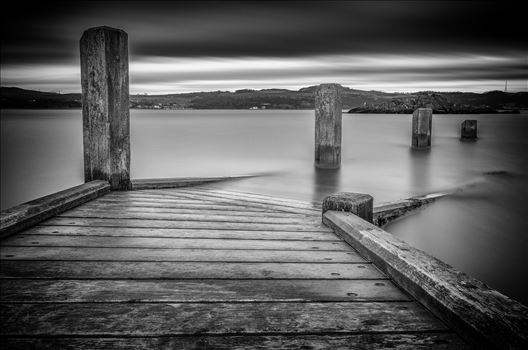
[0,187,469,349]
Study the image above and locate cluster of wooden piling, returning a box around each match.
[314,85,479,168]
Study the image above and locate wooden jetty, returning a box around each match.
[1,183,527,349]
[1,185,470,349]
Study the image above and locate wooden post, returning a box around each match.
[461,120,477,140]
[80,26,130,190]
[322,192,373,223]
[412,108,432,149]
[315,84,342,169]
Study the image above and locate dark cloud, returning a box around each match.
[2,1,526,65]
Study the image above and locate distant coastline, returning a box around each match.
[1,86,526,113]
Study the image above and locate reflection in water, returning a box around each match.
[408,148,431,193]
[312,167,341,202]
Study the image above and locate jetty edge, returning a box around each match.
[373,192,447,227]
[322,191,528,349]
[0,175,255,239]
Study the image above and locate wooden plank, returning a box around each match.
[0,301,448,335]
[158,189,321,213]
[57,209,319,225]
[92,195,316,215]
[192,187,323,208]
[170,188,321,211]
[3,235,350,251]
[0,246,365,262]
[0,180,110,239]
[140,189,319,215]
[0,333,471,350]
[0,261,384,280]
[0,279,410,302]
[40,217,333,232]
[323,210,528,349]
[131,175,254,190]
[103,191,204,200]
[20,226,338,241]
[76,204,306,217]
[92,197,211,205]
[82,200,278,212]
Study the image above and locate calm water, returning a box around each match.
[1,109,527,305]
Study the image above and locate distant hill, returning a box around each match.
[346,91,525,114]
[1,86,527,113]
[1,87,82,109]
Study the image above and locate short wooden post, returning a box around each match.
[461,120,477,140]
[315,84,342,169]
[412,108,432,149]
[322,192,373,223]
[80,26,131,190]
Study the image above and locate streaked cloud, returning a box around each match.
[1,1,526,93]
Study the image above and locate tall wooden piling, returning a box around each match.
[411,108,432,149]
[315,84,342,169]
[80,26,131,190]
[461,120,477,140]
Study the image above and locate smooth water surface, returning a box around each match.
[1,109,527,305]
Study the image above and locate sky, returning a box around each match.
[1,1,527,94]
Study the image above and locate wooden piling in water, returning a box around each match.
[80,26,131,190]
[315,84,342,169]
[412,108,432,149]
[461,120,477,140]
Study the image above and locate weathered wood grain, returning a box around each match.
[0,180,110,239]
[0,261,383,280]
[411,107,433,149]
[57,209,319,225]
[92,196,215,205]
[373,193,447,227]
[0,302,447,335]
[85,200,277,212]
[162,189,321,212]
[0,333,471,350]
[0,246,365,262]
[131,175,254,190]
[93,194,317,215]
[75,204,306,217]
[0,279,409,302]
[323,210,528,349]
[81,27,130,190]
[21,226,338,241]
[322,192,373,223]
[40,217,333,232]
[144,189,320,214]
[177,188,323,210]
[3,235,349,251]
[315,83,342,169]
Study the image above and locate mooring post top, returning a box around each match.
[81,26,128,38]
[322,192,373,213]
